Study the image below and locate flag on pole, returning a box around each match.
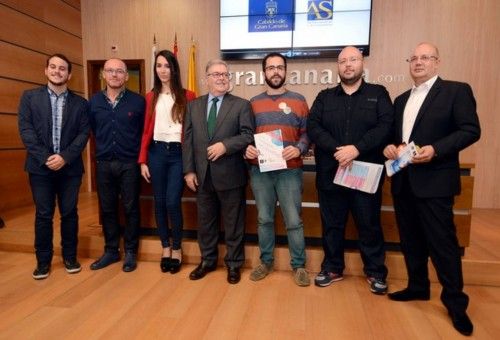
[151,34,157,90]
[173,33,178,57]
[187,38,198,96]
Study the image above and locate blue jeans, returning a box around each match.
[29,173,82,265]
[250,166,306,269]
[148,141,184,249]
[318,187,387,279]
[96,160,140,253]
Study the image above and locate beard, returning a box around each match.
[265,74,286,89]
[339,71,363,85]
[48,78,68,87]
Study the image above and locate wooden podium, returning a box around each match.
[137,164,474,249]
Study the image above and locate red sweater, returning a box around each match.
[138,89,196,163]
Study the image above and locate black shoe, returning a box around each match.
[449,311,473,336]
[160,257,171,273]
[227,267,241,284]
[64,259,82,274]
[170,258,182,274]
[90,252,120,270]
[388,288,430,301]
[32,263,50,280]
[189,262,216,280]
[123,252,137,272]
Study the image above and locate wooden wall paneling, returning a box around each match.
[0,42,85,93]
[0,5,83,65]
[0,0,82,37]
[0,115,22,149]
[0,78,33,114]
[0,150,31,211]
[80,0,499,208]
[62,0,81,11]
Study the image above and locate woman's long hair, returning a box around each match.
[149,49,187,123]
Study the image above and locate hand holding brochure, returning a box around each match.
[333,160,383,194]
[385,142,418,177]
[254,129,287,172]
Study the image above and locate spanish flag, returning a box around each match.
[187,39,198,96]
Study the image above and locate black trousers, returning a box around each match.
[318,187,387,279]
[195,168,246,268]
[393,173,469,314]
[29,172,82,265]
[96,160,141,253]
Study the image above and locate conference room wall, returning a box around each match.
[0,0,85,211]
[83,0,495,209]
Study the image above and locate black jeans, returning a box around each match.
[29,172,82,265]
[318,187,388,279]
[96,160,140,253]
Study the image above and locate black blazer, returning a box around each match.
[391,77,480,197]
[18,86,90,176]
[182,93,254,191]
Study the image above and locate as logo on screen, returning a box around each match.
[307,0,334,21]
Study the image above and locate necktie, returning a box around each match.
[207,97,218,138]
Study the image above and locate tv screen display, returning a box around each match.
[220,0,372,60]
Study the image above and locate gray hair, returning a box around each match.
[205,59,228,74]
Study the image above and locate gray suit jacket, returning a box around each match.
[183,93,254,191]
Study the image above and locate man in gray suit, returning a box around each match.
[183,59,254,284]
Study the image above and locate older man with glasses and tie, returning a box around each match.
[183,59,254,284]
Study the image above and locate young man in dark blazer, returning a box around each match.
[183,59,254,284]
[383,42,481,336]
[18,54,90,280]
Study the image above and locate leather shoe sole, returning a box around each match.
[388,288,430,301]
[90,254,120,270]
[449,311,473,336]
[160,257,171,273]
[227,267,241,284]
[170,259,182,274]
[189,263,216,280]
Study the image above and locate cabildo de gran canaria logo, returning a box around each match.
[248,0,294,32]
[307,0,334,21]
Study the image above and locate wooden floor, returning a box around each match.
[0,193,500,339]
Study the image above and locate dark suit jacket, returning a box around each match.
[182,93,254,191]
[391,77,480,197]
[18,85,90,176]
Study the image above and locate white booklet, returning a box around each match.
[254,129,287,172]
[385,141,418,177]
[333,160,383,194]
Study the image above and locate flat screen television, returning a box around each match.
[220,0,372,60]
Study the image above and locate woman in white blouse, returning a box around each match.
[138,50,196,273]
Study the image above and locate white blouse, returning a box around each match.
[153,93,182,143]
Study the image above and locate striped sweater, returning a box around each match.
[250,90,309,168]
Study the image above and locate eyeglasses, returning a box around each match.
[104,68,127,75]
[207,72,230,79]
[406,55,438,63]
[265,65,286,72]
[338,57,362,65]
